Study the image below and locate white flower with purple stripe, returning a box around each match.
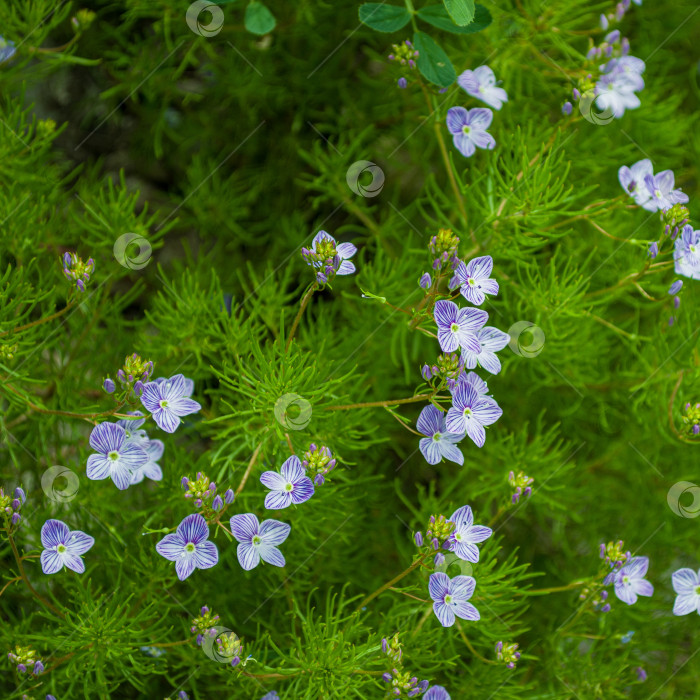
[429,572,480,627]
[117,411,149,446]
[452,256,499,306]
[461,327,510,375]
[457,65,508,110]
[131,439,164,484]
[425,687,450,700]
[446,382,502,447]
[446,107,495,158]
[140,374,201,433]
[260,455,314,509]
[230,513,290,571]
[40,519,94,575]
[155,513,219,581]
[671,567,700,616]
[446,505,492,563]
[86,422,148,490]
[155,375,195,397]
[311,231,357,276]
[417,405,465,466]
[605,556,654,605]
[674,225,700,281]
[434,300,487,354]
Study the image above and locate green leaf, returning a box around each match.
[244,1,276,35]
[358,3,412,33]
[413,31,456,88]
[443,0,475,25]
[417,4,492,34]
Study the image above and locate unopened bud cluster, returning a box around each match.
[1,486,25,532]
[8,646,44,676]
[62,251,94,293]
[103,353,155,400]
[508,471,534,504]
[380,633,428,698]
[301,444,337,486]
[182,473,234,514]
[215,631,243,668]
[681,402,700,437]
[414,514,455,567]
[428,228,460,272]
[422,353,464,385]
[191,606,221,645]
[495,641,521,669]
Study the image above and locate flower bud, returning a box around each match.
[414,532,423,547]
[212,495,223,511]
[103,378,116,393]
[224,488,235,504]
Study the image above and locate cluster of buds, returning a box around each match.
[508,471,534,505]
[422,353,463,386]
[301,444,337,486]
[681,402,700,437]
[302,238,339,286]
[599,540,630,572]
[387,39,419,90]
[428,229,460,273]
[191,606,221,645]
[103,353,155,400]
[381,633,403,665]
[71,8,96,32]
[215,631,243,668]
[0,342,18,361]
[182,473,234,515]
[8,646,43,676]
[414,514,455,567]
[579,585,610,613]
[495,641,522,669]
[62,251,94,293]
[1,486,25,532]
[661,204,689,239]
[382,669,429,698]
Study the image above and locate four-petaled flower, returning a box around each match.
[141,374,201,433]
[452,256,499,306]
[605,556,654,605]
[457,65,508,110]
[156,513,219,581]
[674,224,700,281]
[86,422,148,490]
[417,405,465,466]
[429,572,480,627]
[40,519,94,575]
[461,327,511,375]
[434,300,487,354]
[230,513,290,570]
[643,171,689,212]
[446,382,502,447]
[671,567,700,616]
[446,505,492,563]
[446,107,495,158]
[260,455,314,510]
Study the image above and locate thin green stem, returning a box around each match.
[355,552,429,612]
[326,393,441,411]
[286,283,318,351]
